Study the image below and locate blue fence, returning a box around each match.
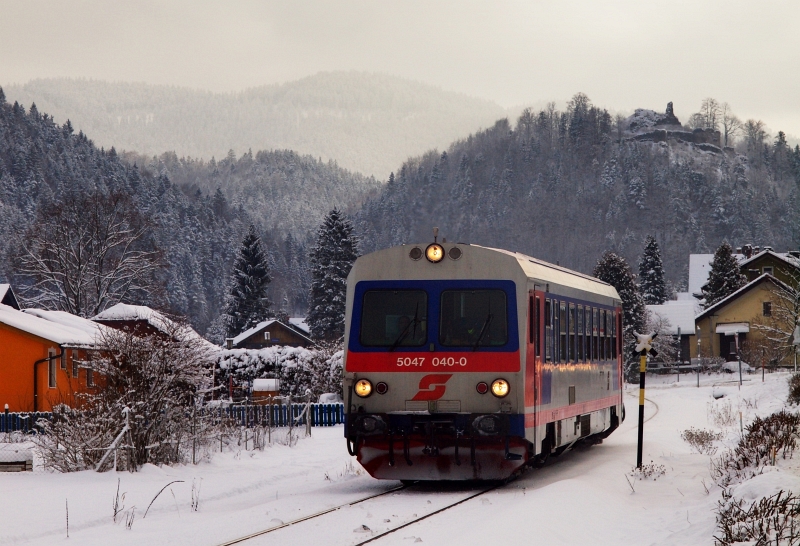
[0,411,52,433]
[0,404,345,434]
[217,403,345,428]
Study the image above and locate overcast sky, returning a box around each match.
[2,0,799,137]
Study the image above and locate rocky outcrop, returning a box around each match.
[626,102,721,151]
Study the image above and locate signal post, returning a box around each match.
[634,332,657,469]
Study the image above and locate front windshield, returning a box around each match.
[439,289,507,347]
[360,290,427,347]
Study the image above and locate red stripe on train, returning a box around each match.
[346,351,520,373]
[524,394,623,428]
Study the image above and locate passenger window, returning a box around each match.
[577,305,584,362]
[611,311,617,359]
[535,296,541,357]
[569,303,576,362]
[559,302,567,363]
[592,308,599,361]
[545,299,552,362]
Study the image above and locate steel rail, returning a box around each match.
[352,483,502,546]
[213,483,407,546]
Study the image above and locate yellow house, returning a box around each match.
[695,274,793,366]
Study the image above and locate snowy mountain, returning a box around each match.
[3,73,507,178]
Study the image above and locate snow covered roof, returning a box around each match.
[646,301,698,335]
[695,274,789,320]
[738,250,792,269]
[688,253,744,296]
[232,319,279,346]
[0,304,104,347]
[92,303,217,350]
[289,317,309,335]
[231,319,314,347]
[687,250,794,298]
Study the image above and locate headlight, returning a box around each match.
[425,243,444,263]
[491,379,509,398]
[354,379,373,398]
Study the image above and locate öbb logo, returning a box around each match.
[411,374,453,401]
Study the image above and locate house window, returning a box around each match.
[72,350,79,378]
[264,331,271,340]
[48,349,57,388]
[86,366,94,387]
[60,351,67,370]
[763,266,773,276]
[763,301,772,316]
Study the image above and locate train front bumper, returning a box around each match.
[345,412,527,481]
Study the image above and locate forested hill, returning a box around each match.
[121,148,380,238]
[0,91,371,336]
[3,73,506,178]
[356,96,800,288]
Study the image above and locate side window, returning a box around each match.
[592,308,599,361]
[610,311,616,359]
[71,350,79,378]
[534,296,541,357]
[577,305,584,362]
[48,349,57,388]
[559,302,567,363]
[763,302,772,317]
[87,366,94,387]
[599,310,606,360]
[568,303,576,362]
[545,299,552,362]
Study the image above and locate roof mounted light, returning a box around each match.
[426,244,444,263]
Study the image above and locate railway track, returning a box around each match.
[213,481,502,546]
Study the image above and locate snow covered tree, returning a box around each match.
[594,251,646,380]
[638,235,668,305]
[701,242,746,309]
[307,209,359,341]
[222,225,272,337]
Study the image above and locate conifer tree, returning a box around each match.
[307,209,359,341]
[638,235,668,305]
[594,251,646,380]
[222,225,272,337]
[701,241,746,308]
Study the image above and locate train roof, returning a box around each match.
[474,244,619,300]
[352,244,620,301]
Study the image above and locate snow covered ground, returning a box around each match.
[1,371,796,546]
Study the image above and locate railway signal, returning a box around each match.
[633,331,657,468]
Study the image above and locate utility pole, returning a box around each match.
[735,332,742,390]
[676,327,681,382]
[634,331,658,468]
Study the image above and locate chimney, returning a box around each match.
[735,247,742,254]
[225,338,233,350]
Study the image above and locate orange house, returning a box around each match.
[0,304,106,412]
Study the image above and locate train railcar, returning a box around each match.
[343,241,624,480]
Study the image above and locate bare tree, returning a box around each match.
[18,190,161,317]
[699,97,721,131]
[686,112,706,130]
[743,119,768,162]
[720,103,742,147]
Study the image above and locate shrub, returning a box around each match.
[711,409,800,487]
[36,325,213,472]
[715,489,800,545]
[681,427,723,455]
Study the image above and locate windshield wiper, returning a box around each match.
[389,302,420,352]
[472,313,493,351]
